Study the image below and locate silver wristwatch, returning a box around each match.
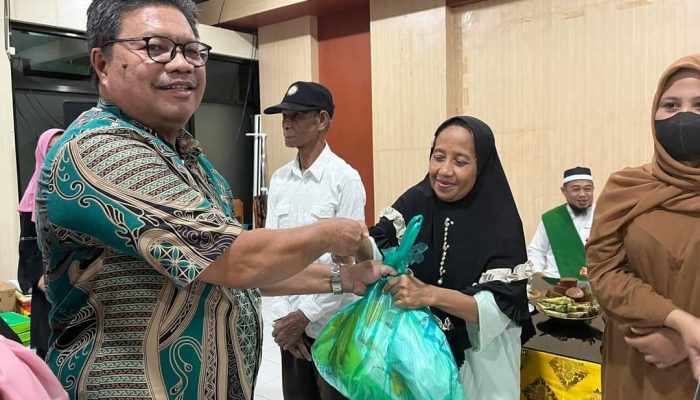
[330,262,343,295]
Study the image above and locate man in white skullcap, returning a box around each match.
[527,166,595,279]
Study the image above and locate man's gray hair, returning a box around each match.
[87,0,199,58]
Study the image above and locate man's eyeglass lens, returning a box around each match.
[106,36,210,67]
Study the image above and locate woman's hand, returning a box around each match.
[625,326,688,369]
[385,276,480,322]
[664,309,700,379]
[383,274,434,309]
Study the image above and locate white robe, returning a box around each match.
[460,291,522,400]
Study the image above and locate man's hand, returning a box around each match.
[383,274,434,309]
[271,310,309,350]
[340,260,396,295]
[625,326,688,369]
[321,219,368,259]
[353,236,375,262]
[331,254,355,264]
[285,337,313,361]
[37,275,46,292]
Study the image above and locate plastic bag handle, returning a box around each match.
[383,215,424,273]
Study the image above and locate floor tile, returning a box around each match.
[257,296,284,399]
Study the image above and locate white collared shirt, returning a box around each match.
[265,143,366,338]
[527,204,595,279]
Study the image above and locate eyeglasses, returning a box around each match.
[102,36,212,67]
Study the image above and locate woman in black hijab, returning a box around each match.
[364,116,533,399]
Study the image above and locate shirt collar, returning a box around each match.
[97,98,202,164]
[291,142,332,181]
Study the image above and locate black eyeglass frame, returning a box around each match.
[101,35,212,67]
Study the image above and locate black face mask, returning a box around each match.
[655,111,700,161]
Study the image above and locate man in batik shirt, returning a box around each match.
[35,1,389,399]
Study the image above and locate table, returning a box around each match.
[520,275,604,399]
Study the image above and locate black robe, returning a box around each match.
[369,116,534,367]
[17,211,51,358]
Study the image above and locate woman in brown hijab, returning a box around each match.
[587,54,700,400]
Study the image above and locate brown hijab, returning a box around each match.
[587,54,700,327]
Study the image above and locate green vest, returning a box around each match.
[541,204,586,279]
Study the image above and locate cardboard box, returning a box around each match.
[0,281,17,313]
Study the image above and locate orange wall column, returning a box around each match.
[317,6,375,225]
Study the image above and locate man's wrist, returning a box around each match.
[294,309,311,324]
[338,263,354,294]
[356,237,373,261]
[317,220,336,250]
[330,261,343,295]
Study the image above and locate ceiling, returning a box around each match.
[197,0,485,32]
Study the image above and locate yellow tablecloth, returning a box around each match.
[520,348,602,400]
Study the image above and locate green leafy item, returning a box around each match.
[312,215,465,400]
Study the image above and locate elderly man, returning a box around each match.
[264,81,363,400]
[527,166,595,279]
[35,1,390,399]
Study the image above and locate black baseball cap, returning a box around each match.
[263,81,335,118]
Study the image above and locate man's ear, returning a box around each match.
[560,185,566,195]
[91,47,108,86]
[318,110,331,131]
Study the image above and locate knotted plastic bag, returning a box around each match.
[312,215,465,400]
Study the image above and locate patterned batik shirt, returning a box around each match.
[36,99,262,400]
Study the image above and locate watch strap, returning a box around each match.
[330,262,343,295]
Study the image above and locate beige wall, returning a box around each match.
[220,0,305,23]
[369,0,452,217]
[452,0,700,239]
[0,1,255,280]
[258,16,319,185]
[364,0,700,240]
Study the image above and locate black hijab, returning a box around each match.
[370,116,533,366]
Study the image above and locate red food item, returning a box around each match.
[559,278,578,288]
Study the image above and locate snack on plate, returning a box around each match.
[559,277,578,288]
[565,287,585,301]
[537,296,601,319]
[548,285,568,297]
[528,288,542,299]
[545,278,593,303]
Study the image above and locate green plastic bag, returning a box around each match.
[312,215,465,400]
